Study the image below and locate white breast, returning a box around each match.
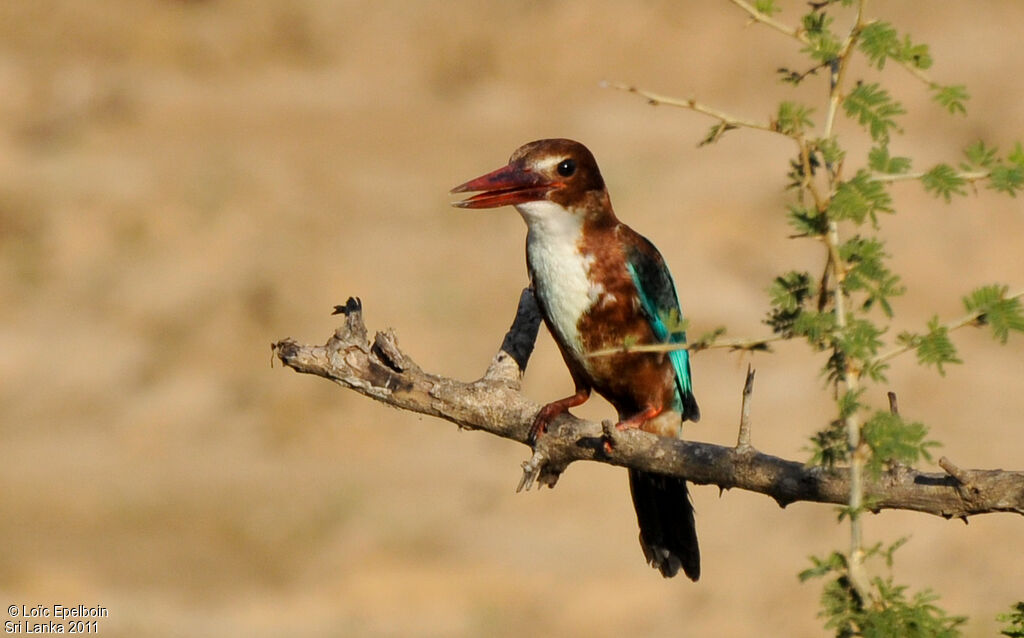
[516,200,600,355]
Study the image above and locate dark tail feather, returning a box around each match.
[628,469,700,580]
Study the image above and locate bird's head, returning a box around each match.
[451,139,609,221]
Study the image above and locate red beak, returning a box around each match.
[450,163,555,209]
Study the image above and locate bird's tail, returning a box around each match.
[628,468,700,580]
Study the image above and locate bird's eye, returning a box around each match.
[556,159,576,177]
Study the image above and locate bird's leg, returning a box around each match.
[615,405,664,431]
[528,387,591,446]
[602,405,664,454]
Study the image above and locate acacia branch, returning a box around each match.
[871,288,1024,367]
[601,81,784,138]
[273,291,1024,519]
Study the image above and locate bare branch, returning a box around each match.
[273,296,1024,520]
[586,333,786,358]
[869,169,990,184]
[729,0,805,42]
[601,81,784,137]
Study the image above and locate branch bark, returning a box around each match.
[272,291,1024,519]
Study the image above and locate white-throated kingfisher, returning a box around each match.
[451,139,701,580]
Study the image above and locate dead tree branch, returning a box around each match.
[273,291,1024,519]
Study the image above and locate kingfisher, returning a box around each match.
[451,139,701,580]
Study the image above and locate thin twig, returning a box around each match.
[601,81,784,137]
[871,289,1024,367]
[869,169,991,184]
[729,0,806,42]
[586,334,786,359]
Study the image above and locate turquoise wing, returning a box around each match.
[624,238,700,422]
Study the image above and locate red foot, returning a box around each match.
[614,405,664,431]
[528,388,590,446]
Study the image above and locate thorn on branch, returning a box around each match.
[887,391,899,416]
[736,365,757,452]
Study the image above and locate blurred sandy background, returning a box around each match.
[1,1,1022,636]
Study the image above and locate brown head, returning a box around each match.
[450,139,612,221]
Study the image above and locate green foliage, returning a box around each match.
[789,204,829,236]
[808,419,849,468]
[897,316,962,376]
[800,543,967,638]
[868,145,911,175]
[657,307,690,341]
[861,411,939,477]
[777,101,815,136]
[858,22,932,71]
[698,122,736,147]
[921,163,968,202]
[962,284,1024,344]
[665,3,1023,632]
[752,0,780,16]
[843,82,905,143]
[931,84,969,115]
[998,602,1024,638]
[765,271,818,337]
[841,236,905,316]
[802,13,842,63]
[829,170,894,225]
[837,316,885,364]
[987,163,1024,196]
[960,141,1024,196]
[962,140,999,168]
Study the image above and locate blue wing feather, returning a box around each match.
[625,240,700,422]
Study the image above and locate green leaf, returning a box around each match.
[752,0,780,16]
[868,145,912,174]
[837,316,886,364]
[858,23,933,72]
[1009,142,1024,167]
[765,271,819,338]
[963,140,999,168]
[829,170,894,225]
[896,34,933,70]
[807,419,848,469]
[963,284,1024,344]
[921,164,968,202]
[816,136,846,166]
[841,236,906,316]
[843,82,906,143]
[657,307,690,341]
[861,411,940,478]
[931,84,969,116]
[998,601,1024,638]
[988,163,1024,197]
[913,316,963,375]
[794,310,838,347]
[776,101,815,136]
[801,13,842,63]
[788,205,829,237]
[802,548,967,638]
[859,21,900,70]
[698,122,736,147]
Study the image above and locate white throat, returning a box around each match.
[516,200,601,355]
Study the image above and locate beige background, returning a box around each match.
[1,1,1022,636]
